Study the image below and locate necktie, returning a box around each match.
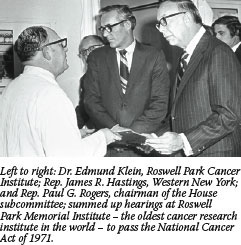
[176,51,189,91]
[119,49,129,94]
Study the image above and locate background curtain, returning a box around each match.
[80,0,100,39]
[74,0,101,106]
[192,0,213,26]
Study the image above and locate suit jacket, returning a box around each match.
[235,43,241,64]
[75,74,94,129]
[75,75,88,129]
[83,41,170,134]
[167,31,241,156]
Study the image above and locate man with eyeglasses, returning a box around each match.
[145,0,241,157]
[76,35,104,130]
[83,5,170,157]
[0,26,121,157]
[78,35,105,68]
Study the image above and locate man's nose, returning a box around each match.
[102,29,110,37]
[158,25,167,34]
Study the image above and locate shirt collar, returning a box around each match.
[23,65,57,85]
[185,26,206,57]
[232,41,241,52]
[116,39,136,54]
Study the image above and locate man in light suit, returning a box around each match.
[146,0,241,157]
[84,5,170,156]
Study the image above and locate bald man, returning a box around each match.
[76,35,105,129]
[0,26,120,157]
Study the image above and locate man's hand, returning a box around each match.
[80,126,95,138]
[141,133,158,139]
[135,133,157,154]
[145,132,184,154]
[100,128,122,145]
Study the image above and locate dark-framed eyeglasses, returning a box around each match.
[98,20,127,34]
[78,44,104,57]
[156,12,186,29]
[38,38,67,50]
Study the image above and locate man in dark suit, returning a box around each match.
[146,0,241,157]
[84,5,170,156]
[212,15,241,64]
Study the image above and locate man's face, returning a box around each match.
[213,24,238,48]
[100,10,130,49]
[79,38,103,63]
[45,28,69,76]
[157,2,186,48]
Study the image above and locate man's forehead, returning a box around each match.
[80,38,100,50]
[214,24,227,30]
[157,2,179,17]
[101,10,119,24]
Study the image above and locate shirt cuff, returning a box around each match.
[179,133,193,156]
[111,124,119,130]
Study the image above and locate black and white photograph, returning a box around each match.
[0,0,240,245]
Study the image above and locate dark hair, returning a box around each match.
[100,4,136,30]
[14,26,48,62]
[203,25,214,36]
[212,16,241,39]
[159,0,202,24]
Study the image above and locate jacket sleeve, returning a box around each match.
[83,53,117,129]
[130,50,170,133]
[185,45,241,155]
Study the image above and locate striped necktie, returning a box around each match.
[119,49,129,94]
[176,51,189,91]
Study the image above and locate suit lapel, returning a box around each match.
[105,42,145,98]
[173,32,210,105]
[106,48,123,98]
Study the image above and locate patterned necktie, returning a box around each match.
[119,49,129,94]
[176,51,189,91]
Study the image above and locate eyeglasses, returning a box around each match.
[98,20,127,34]
[156,12,186,29]
[38,38,67,50]
[78,44,104,57]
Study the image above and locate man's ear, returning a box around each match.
[183,12,192,26]
[124,20,132,30]
[42,47,51,61]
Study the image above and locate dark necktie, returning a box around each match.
[119,49,129,94]
[176,51,189,91]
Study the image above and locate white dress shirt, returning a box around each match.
[0,66,106,157]
[232,41,241,52]
[116,39,136,73]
